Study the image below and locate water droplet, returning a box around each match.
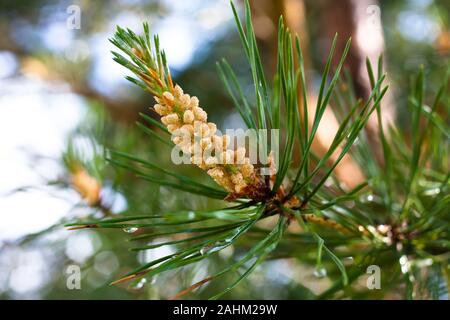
[123,227,138,234]
[210,244,228,253]
[344,200,355,208]
[132,278,147,290]
[344,256,354,264]
[313,267,327,278]
[423,188,440,196]
[224,237,234,244]
[200,241,230,255]
[359,194,375,203]
[399,255,410,274]
[422,105,432,113]
[376,224,390,234]
[187,211,196,220]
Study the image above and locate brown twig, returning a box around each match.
[169,276,215,300]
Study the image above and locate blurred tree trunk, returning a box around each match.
[250,0,310,74]
[319,0,396,163]
[250,0,371,189]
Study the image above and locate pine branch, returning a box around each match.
[64,0,449,299]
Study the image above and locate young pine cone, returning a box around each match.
[152,85,259,195]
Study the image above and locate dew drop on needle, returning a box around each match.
[123,227,139,234]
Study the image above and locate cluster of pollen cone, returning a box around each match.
[153,85,258,194]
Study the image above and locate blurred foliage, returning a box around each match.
[0,0,448,299]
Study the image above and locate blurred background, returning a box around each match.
[0,0,448,299]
